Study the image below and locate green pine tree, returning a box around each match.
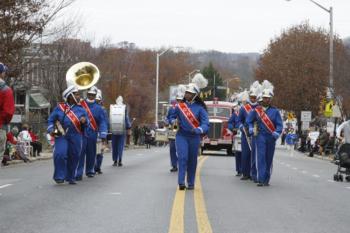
[201,62,225,100]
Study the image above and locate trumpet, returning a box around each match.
[53,120,66,137]
[167,119,178,140]
[253,122,258,137]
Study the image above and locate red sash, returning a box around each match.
[243,104,253,114]
[178,102,200,128]
[58,103,82,134]
[255,106,276,134]
[80,100,98,131]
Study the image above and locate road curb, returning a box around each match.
[2,145,148,167]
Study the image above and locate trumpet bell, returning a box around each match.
[66,62,100,90]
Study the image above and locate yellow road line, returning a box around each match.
[167,154,209,233]
[168,186,186,233]
[194,156,213,233]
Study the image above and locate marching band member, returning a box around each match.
[238,81,260,181]
[166,85,186,172]
[94,89,108,174]
[111,96,131,167]
[169,74,209,190]
[228,101,241,176]
[47,85,88,184]
[247,80,283,186]
[76,86,108,180]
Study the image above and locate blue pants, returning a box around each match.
[112,134,125,162]
[241,130,252,177]
[251,136,257,181]
[77,133,97,177]
[95,153,103,171]
[53,135,82,182]
[256,133,276,184]
[169,139,178,168]
[175,134,200,187]
[235,151,242,174]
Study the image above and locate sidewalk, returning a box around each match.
[277,143,334,162]
[3,144,148,167]
[5,152,53,166]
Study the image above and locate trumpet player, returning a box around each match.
[47,85,89,184]
[94,89,108,174]
[166,100,179,172]
[76,86,108,180]
[165,85,186,172]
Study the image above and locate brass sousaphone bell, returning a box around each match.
[66,62,100,90]
[53,62,100,137]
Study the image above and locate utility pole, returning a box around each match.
[213,73,216,98]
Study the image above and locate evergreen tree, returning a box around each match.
[201,62,225,100]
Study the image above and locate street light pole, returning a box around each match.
[155,48,171,128]
[309,0,333,94]
[287,0,334,96]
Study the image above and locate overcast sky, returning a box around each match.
[63,0,349,53]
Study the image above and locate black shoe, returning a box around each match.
[235,172,242,177]
[113,161,118,166]
[76,176,83,181]
[87,174,95,178]
[240,176,251,180]
[257,182,264,187]
[118,162,123,167]
[187,186,194,190]
[55,179,64,184]
[179,184,186,190]
[96,170,103,174]
[69,181,77,185]
[170,167,178,172]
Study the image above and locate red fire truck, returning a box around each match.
[201,99,235,155]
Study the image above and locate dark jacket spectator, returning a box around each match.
[29,128,42,157]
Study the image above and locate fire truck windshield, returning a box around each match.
[207,106,231,118]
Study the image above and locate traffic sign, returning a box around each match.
[301,111,312,122]
[301,121,310,130]
[332,104,341,118]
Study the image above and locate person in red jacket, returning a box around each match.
[29,127,42,157]
[0,63,15,161]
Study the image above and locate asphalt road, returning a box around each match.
[0,146,349,233]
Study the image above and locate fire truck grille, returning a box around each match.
[208,122,222,139]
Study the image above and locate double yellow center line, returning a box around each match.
[168,156,213,233]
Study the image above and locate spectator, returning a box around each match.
[150,128,156,146]
[132,125,140,145]
[140,125,147,145]
[145,127,152,149]
[16,124,31,162]
[281,128,287,145]
[318,129,329,156]
[336,118,350,144]
[285,128,298,156]
[1,126,18,166]
[0,63,15,163]
[29,127,42,157]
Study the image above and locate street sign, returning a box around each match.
[332,104,341,118]
[301,111,312,122]
[301,121,310,130]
